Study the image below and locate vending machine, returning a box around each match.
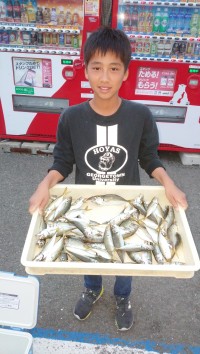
[0,0,200,152]
[111,0,200,152]
[0,0,100,141]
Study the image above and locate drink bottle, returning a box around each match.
[66,10,72,25]
[160,8,169,33]
[152,7,161,33]
[145,7,153,33]
[130,5,138,32]
[21,0,28,23]
[6,0,14,22]
[190,9,199,37]
[13,0,20,22]
[167,9,175,34]
[183,9,192,35]
[137,7,145,33]
[27,0,36,23]
[176,9,184,34]
[51,8,57,25]
[0,0,7,21]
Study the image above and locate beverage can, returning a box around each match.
[2,31,9,43]
[65,33,72,47]
[59,33,65,46]
[9,30,17,43]
[37,32,43,45]
[51,32,58,46]
[44,32,51,45]
[30,31,37,45]
[72,35,79,48]
[22,31,31,45]
[150,39,158,55]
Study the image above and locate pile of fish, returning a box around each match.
[33,188,184,265]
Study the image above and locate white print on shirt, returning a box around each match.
[84,125,128,185]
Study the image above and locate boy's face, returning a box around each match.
[85,50,129,102]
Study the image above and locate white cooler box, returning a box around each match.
[0,272,39,354]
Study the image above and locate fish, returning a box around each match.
[152,243,165,264]
[45,237,64,262]
[86,194,128,206]
[53,196,72,220]
[110,208,138,226]
[158,228,174,261]
[127,250,152,264]
[130,194,146,216]
[34,234,57,261]
[135,226,154,243]
[103,223,115,256]
[146,197,159,217]
[44,188,68,219]
[167,223,182,249]
[110,223,125,263]
[139,217,158,230]
[116,241,154,252]
[160,206,175,230]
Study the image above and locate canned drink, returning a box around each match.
[22,31,31,45]
[44,32,51,45]
[72,35,79,48]
[65,34,72,47]
[59,33,65,46]
[136,39,143,54]
[2,31,9,44]
[130,39,136,54]
[30,32,37,45]
[9,31,17,43]
[143,39,151,55]
[37,32,43,45]
[186,42,194,55]
[51,32,58,46]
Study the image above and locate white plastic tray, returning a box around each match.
[21,184,200,278]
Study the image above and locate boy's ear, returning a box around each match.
[84,67,88,79]
[123,68,129,82]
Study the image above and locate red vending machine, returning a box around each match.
[0,0,100,141]
[112,0,200,152]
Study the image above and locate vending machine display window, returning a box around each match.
[135,67,177,97]
[13,95,69,114]
[147,105,187,124]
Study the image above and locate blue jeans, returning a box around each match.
[84,275,132,297]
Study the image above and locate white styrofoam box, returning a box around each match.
[179,153,200,165]
[0,272,39,354]
[21,184,200,279]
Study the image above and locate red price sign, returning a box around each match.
[135,67,177,96]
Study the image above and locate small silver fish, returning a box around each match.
[86,194,128,205]
[127,250,152,264]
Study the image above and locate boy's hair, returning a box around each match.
[84,27,132,71]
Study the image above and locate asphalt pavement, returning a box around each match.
[0,149,200,353]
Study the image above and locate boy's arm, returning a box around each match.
[29,170,64,214]
[151,167,188,210]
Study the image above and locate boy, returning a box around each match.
[29,27,188,331]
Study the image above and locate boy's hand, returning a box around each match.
[164,183,188,210]
[29,184,50,215]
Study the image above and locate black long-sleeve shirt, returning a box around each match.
[49,99,164,185]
